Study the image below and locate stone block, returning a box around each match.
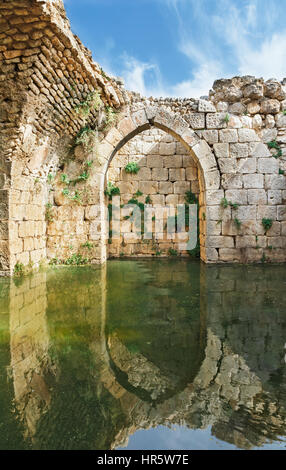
[267,221,281,236]
[238,158,257,173]
[209,236,234,248]
[238,129,259,142]
[182,155,196,167]
[225,189,248,204]
[260,99,280,114]
[236,205,256,220]
[169,168,186,181]
[10,238,23,255]
[219,129,238,143]
[189,113,205,129]
[166,194,179,205]
[138,181,159,194]
[222,175,243,189]
[219,248,242,262]
[265,175,286,190]
[163,155,183,168]
[198,99,216,112]
[117,181,139,194]
[213,143,229,159]
[145,154,163,168]
[247,189,267,205]
[236,236,257,248]
[206,113,227,129]
[229,143,249,158]
[257,157,279,174]
[151,168,168,181]
[243,174,264,189]
[277,205,286,221]
[257,205,277,220]
[85,205,100,220]
[159,182,173,194]
[205,190,225,205]
[24,237,34,251]
[186,167,198,181]
[268,190,282,205]
[202,130,218,144]
[207,205,231,221]
[173,181,191,194]
[159,143,176,155]
[218,158,237,173]
[207,220,222,235]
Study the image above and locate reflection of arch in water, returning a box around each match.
[6,263,286,450]
[103,261,207,404]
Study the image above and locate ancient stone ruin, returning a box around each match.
[1,0,286,275]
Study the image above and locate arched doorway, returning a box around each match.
[106,126,201,258]
[97,106,221,262]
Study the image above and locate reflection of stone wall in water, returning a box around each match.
[4,262,286,449]
[106,261,205,403]
[106,263,286,450]
[9,272,55,440]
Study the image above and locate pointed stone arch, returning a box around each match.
[95,106,221,263]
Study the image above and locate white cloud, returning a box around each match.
[70,0,286,98]
[238,33,286,80]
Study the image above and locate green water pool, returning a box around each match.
[0,260,285,450]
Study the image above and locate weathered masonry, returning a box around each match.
[0,0,286,275]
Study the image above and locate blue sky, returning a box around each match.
[63,0,286,98]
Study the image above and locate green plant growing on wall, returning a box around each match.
[14,262,24,277]
[71,190,82,204]
[105,182,121,200]
[100,67,109,80]
[267,140,282,159]
[145,195,152,204]
[60,174,70,184]
[134,190,143,198]
[62,188,70,197]
[47,173,54,184]
[81,241,94,250]
[279,168,285,175]
[223,113,230,124]
[168,248,178,257]
[128,197,144,211]
[104,106,119,128]
[185,191,198,205]
[45,203,54,222]
[125,162,140,174]
[262,218,273,231]
[234,217,242,230]
[75,126,98,152]
[74,90,102,118]
[64,253,89,265]
[220,197,239,210]
[62,188,82,204]
[283,110,286,115]
[73,170,89,184]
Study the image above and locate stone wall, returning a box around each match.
[107,128,200,257]
[0,0,286,274]
[0,0,128,275]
